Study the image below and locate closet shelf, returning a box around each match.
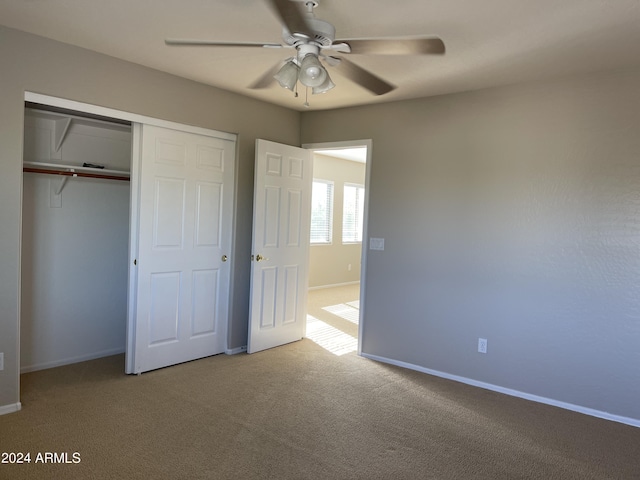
[23,161,130,194]
[23,161,130,178]
[24,162,131,180]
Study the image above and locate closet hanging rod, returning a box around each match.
[23,167,130,182]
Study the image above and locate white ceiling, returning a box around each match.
[1,0,640,112]
[315,147,367,163]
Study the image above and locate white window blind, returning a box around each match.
[343,184,365,243]
[310,180,333,244]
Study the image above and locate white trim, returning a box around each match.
[308,281,360,291]
[125,123,142,374]
[303,139,372,357]
[358,142,372,356]
[225,345,248,355]
[304,140,372,153]
[225,137,241,359]
[361,352,640,429]
[25,92,237,141]
[20,347,126,374]
[0,403,22,416]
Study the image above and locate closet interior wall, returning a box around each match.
[21,106,132,372]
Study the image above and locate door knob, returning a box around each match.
[255,254,269,262]
[221,255,228,262]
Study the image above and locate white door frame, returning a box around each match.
[302,139,372,356]
[20,92,238,375]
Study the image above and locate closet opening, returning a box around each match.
[21,102,132,374]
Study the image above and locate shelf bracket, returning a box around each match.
[54,169,77,195]
[55,176,68,195]
[54,117,72,152]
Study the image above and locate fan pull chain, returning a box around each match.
[304,87,310,108]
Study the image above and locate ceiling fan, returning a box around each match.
[165,0,445,99]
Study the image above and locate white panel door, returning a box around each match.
[248,139,312,353]
[132,124,235,373]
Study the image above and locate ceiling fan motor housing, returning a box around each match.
[282,16,336,47]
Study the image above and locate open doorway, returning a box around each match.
[303,141,370,356]
[21,102,132,374]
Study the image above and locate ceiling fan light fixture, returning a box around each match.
[165,1,445,101]
[298,54,327,88]
[312,71,335,94]
[274,60,300,91]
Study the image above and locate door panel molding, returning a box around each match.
[248,140,312,353]
[133,124,235,373]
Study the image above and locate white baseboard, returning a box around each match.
[308,281,360,291]
[0,402,22,416]
[361,352,640,429]
[20,347,126,374]
[225,345,247,355]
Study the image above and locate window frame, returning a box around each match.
[342,182,365,244]
[310,179,334,245]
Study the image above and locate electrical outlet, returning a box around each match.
[478,338,488,354]
[348,264,352,271]
[0,352,4,370]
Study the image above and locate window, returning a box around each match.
[343,184,365,243]
[310,180,333,244]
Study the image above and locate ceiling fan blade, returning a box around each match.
[334,57,396,96]
[165,39,284,48]
[323,42,351,54]
[320,54,341,67]
[265,0,315,38]
[249,61,286,89]
[334,37,445,55]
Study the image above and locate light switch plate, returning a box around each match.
[369,237,385,251]
[0,352,4,371]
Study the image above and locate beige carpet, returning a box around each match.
[2,287,640,479]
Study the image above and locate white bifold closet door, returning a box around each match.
[129,124,235,373]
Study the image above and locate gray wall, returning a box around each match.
[0,25,300,410]
[301,69,640,421]
[309,153,364,288]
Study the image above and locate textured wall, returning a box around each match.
[0,25,300,411]
[301,70,640,421]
